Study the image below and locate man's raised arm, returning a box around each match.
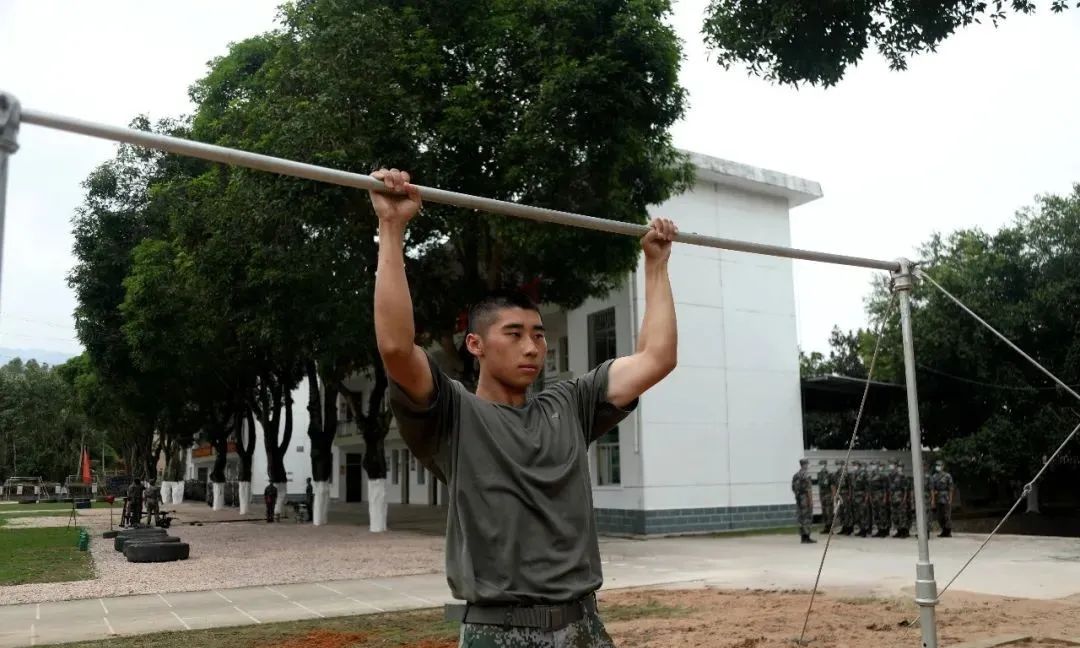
[371,168,433,404]
[606,217,679,408]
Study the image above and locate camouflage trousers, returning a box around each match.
[890,496,908,531]
[459,613,615,647]
[819,490,834,528]
[854,494,871,532]
[838,492,854,528]
[872,494,889,532]
[934,502,952,531]
[794,501,812,535]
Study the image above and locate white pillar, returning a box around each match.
[212,483,225,511]
[368,478,388,533]
[273,482,287,515]
[238,481,252,515]
[313,481,331,526]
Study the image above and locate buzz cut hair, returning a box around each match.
[466,290,542,337]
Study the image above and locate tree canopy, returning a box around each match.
[66,0,693,484]
[703,0,1079,86]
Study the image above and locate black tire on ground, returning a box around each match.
[102,530,119,539]
[125,535,180,547]
[114,529,167,551]
[124,542,190,563]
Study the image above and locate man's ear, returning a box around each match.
[465,332,483,358]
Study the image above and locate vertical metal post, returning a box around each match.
[893,259,938,648]
[0,93,22,321]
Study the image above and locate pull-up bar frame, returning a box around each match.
[0,91,936,648]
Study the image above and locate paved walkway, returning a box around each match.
[3,532,1080,647]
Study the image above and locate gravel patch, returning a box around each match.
[0,516,73,529]
[0,502,445,605]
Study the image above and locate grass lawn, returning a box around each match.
[50,598,688,648]
[0,526,94,585]
[0,501,92,511]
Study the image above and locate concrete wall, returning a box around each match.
[570,178,805,534]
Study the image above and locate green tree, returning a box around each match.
[178,0,692,492]
[67,131,177,480]
[862,185,1080,488]
[0,358,101,484]
[702,0,1078,87]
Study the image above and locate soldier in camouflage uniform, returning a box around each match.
[836,461,855,535]
[888,463,909,538]
[930,460,954,537]
[817,460,835,534]
[904,472,915,538]
[870,462,891,537]
[792,459,816,544]
[852,461,871,537]
[923,470,933,536]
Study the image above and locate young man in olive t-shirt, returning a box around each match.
[370,168,678,647]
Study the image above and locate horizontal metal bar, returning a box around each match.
[18,105,899,272]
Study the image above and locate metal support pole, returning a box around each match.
[893,259,938,648]
[0,93,21,321]
[2,96,901,272]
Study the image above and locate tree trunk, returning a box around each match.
[254,372,292,514]
[274,388,293,516]
[234,409,256,515]
[1026,480,1040,513]
[342,360,390,532]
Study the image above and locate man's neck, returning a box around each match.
[475,372,529,407]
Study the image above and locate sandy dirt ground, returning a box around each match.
[599,587,1080,648]
[0,503,444,605]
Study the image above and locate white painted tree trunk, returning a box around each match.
[274,482,288,516]
[212,483,225,511]
[159,481,171,506]
[171,481,185,505]
[238,481,252,515]
[368,478,388,533]
[313,481,331,526]
[1026,481,1040,513]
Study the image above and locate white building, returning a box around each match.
[186,378,314,503]
[341,152,820,534]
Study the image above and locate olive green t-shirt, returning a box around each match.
[389,354,635,605]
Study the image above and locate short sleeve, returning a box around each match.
[387,352,458,483]
[571,359,638,445]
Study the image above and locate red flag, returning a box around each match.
[80,449,92,485]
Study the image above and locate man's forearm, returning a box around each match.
[635,258,676,363]
[374,223,416,356]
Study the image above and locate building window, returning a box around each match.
[596,428,621,486]
[588,308,617,369]
[418,464,426,485]
[391,450,400,485]
[558,336,569,373]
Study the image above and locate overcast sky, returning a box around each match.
[1,1,1079,362]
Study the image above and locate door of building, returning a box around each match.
[345,453,364,503]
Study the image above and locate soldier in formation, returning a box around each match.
[930,460,954,537]
[792,459,816,544]
[816,460,835,534]
[888,462,910,538]
[835,461,855,535]
[853,461,872,537]
[869,462,890,537]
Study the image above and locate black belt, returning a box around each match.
[445,593,597,632]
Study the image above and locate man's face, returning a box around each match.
[466,306,547,391]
